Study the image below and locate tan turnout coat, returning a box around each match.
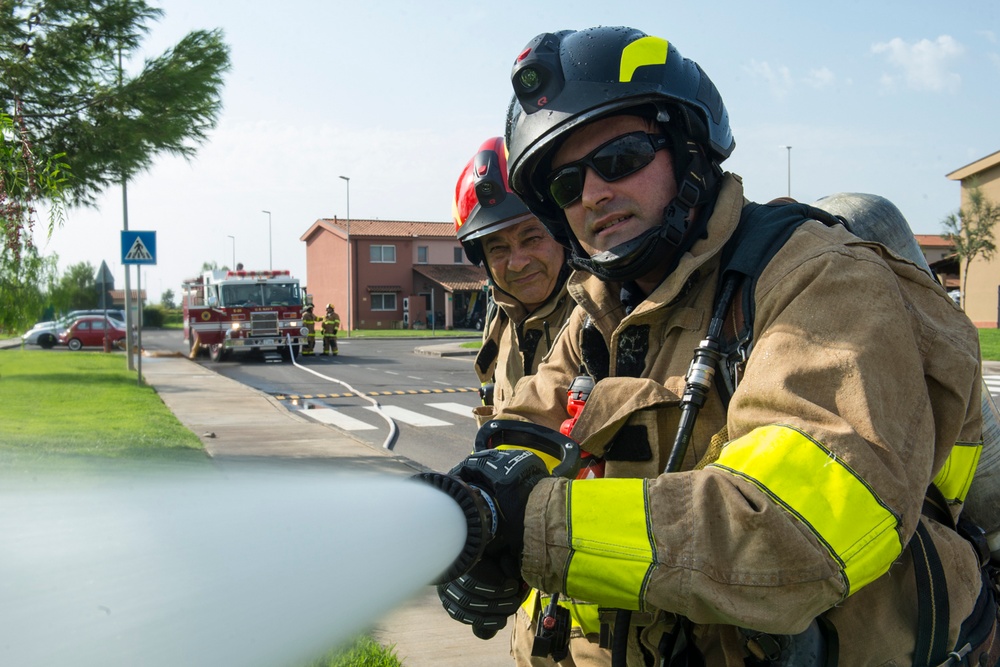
[499,174,985,666]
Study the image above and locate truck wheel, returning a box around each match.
[209,343,227,362]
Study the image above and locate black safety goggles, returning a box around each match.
[547,132,669,209]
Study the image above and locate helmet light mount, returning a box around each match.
[511,33,565,114]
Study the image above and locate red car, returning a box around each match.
[58,316,127,351]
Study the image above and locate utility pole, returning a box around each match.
[262,210,272,270]
[340,175,351,337]
[780,145,792,198]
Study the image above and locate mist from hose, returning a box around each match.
[0,459,466,666]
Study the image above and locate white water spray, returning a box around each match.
[0,460,466,666]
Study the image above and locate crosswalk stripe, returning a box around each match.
[364,405,451,427]
[426,402,477,418]
[300,407,378,430]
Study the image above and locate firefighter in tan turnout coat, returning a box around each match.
[430,27,999,667]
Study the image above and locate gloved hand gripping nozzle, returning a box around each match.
[414,421,581,640]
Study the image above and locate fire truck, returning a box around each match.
[182,269,308,362]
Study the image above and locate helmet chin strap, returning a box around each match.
[568,142,720,283]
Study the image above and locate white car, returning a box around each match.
[22,310,126,349]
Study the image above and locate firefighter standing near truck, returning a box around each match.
[431,27,998,666]
[322,304,340,356]
[301,305,317,356]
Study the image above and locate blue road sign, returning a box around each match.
[121,231,157,265]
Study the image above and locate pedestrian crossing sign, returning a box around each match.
[121,231,157,265]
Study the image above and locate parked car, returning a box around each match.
[22,310,126,349]
[58,315,128,351]
[22,320,63,348]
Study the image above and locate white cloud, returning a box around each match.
[977,30,997,44]
[804,67,835,89]
[745,60,838,94]
[871,35,964,92]
[745,59,794,98]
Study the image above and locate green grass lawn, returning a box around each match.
[980,329,1000,361]
[0,350,205,458]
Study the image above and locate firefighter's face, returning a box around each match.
[481,217,564,311]
[551,114,676,257]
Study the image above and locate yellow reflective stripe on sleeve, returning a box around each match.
[565,478,654,610]
[619,36,669,83]
[708,425,901,596]
[933,441,982,503]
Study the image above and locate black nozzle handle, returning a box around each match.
[474,419,581,479]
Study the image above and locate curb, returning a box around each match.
[413,344,478,358]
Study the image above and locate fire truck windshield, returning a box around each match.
[221,283,300,307]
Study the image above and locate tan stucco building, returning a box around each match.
[947,150,1000,328]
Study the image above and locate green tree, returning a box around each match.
[942,182,1000,311]
[50,260,99,312]
[160,288,175,309]
[0,110,68,332]
[0,0,231,206]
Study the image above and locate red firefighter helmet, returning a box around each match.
[453,137,534,266]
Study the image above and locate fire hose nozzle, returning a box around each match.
[416,421,581,584]
[414,472,495,585]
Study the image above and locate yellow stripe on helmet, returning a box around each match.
[620,36,669,83]
[709,424,901,597]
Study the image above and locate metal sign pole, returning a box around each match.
[136,268,142,386]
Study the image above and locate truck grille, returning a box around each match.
[249,311,279,337]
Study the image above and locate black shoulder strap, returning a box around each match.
[718,201,843,346]
[715,202,843,405]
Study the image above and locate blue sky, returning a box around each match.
[35,0,1000,301]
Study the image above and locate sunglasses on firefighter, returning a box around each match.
[547,131,669,209]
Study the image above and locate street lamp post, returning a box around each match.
[780,145,792,198]
[339,175,351,337]
[227,235,236,269]
[262,210,272,270]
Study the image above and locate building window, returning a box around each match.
[417,246,428,264]
[370,245,396,263]
[371,293,397,311]
[454,247,464,264]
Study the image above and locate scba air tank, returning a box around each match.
[815,192,1000,555]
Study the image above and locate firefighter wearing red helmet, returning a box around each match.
[454,137,575,421]
[432,26,993,667]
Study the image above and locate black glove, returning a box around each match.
[417,448,549,639]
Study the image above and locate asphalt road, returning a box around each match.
[143,330,483,473]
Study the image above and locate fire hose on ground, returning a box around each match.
[285,333,399,449]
